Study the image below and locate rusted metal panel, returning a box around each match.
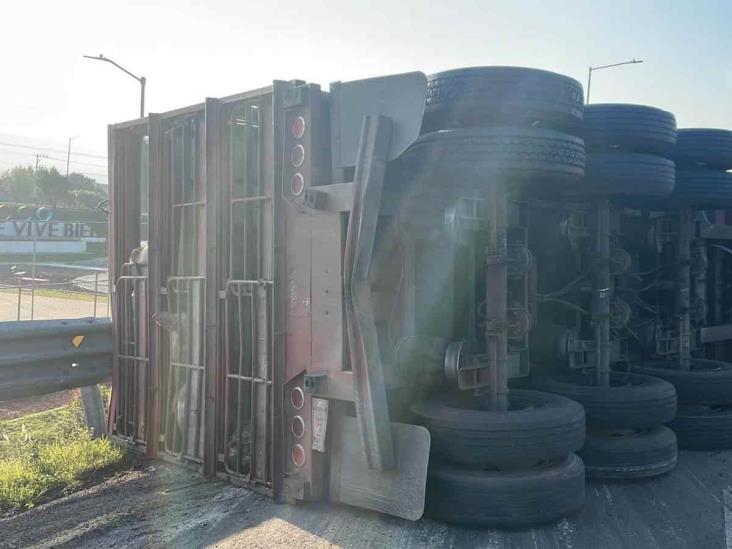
[217,96,275,491]
[222,97,272,486]
[280,83,334,500]
[106,77,436,514]
[159,102,206,121]
[203,97,223,478]
[158,112,207,466]
[111,117,148,131]
[146,113,163,458]
[113,266,149,444]
[310,212,347,384]
[220,85,274,105]
[107,123,119,435]
[270,81,287,502]
[106,120,150,446]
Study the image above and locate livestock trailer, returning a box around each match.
[107,67,732,527]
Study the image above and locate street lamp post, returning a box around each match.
[66,135,79,176]
[586,59,643,104]
[83,54,146,118]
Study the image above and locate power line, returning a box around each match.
[0,141,107,160]
[46,155,107,169]
[0,147,107,169]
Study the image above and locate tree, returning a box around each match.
[0,166,36,203]
[0,165,106,210]
[35,167,72,208]
[68,172,99,192]
[71,188,108,210]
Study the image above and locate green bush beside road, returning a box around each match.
[0,394,124,511]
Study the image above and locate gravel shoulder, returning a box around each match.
[2,451,731,548]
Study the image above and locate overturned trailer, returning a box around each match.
[108,70,589,526]
[107,67,732,527]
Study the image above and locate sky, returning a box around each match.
[1,0,730,184]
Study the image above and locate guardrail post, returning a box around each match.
[16,276,22,321]
[93,272,99,318]
[80,385,108,438]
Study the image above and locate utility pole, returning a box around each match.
[586,59,643,104]
[66,135,79,176]
[83,54,147,118]
[35,153,48,172]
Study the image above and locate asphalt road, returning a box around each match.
[2,449,732,548]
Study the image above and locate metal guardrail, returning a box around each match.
[0,317,112,400]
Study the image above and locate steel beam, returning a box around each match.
[344,114,395,471]
[484,181,509,411]
[677,208,693,370]
[594,197,611,386]
[203,97,223,478]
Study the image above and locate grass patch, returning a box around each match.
[0,395,125,511]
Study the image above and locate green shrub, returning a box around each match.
[0,396,124,511]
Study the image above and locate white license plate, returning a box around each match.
[311,397,329,452]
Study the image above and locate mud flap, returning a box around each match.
[329,416,430,521]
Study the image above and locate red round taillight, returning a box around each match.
[291,173,304,196]
[290,387,304,410]
[291,144,305,168]
[291,415,305,438]
[292,116,306,139]
[292,443,306,467]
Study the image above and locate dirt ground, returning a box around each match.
[0,389,77,420]
[2,450,732,548]
[0,292,108,322]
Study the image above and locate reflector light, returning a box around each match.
[292,116,306,139]
[291,415,305,438]
[291,173,305,196]
[291,387,305,409]
[292,443,306,467]
[291,144,305,168]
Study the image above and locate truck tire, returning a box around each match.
[412,389,585,467]
[675,128,732,169]
[579,426,677,479]
[632,359,732,405]
[671,170,732,208]
[584,153,675,196]
[425,454,585,527]
[423,66,584,133]
[671,404,732,450]
[582,104,676,157]
[533,372,677,429]
[397,127,585,189]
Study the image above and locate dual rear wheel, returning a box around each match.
[532,372,678,479]
[412,389,586,527]
[634,359,732,450]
